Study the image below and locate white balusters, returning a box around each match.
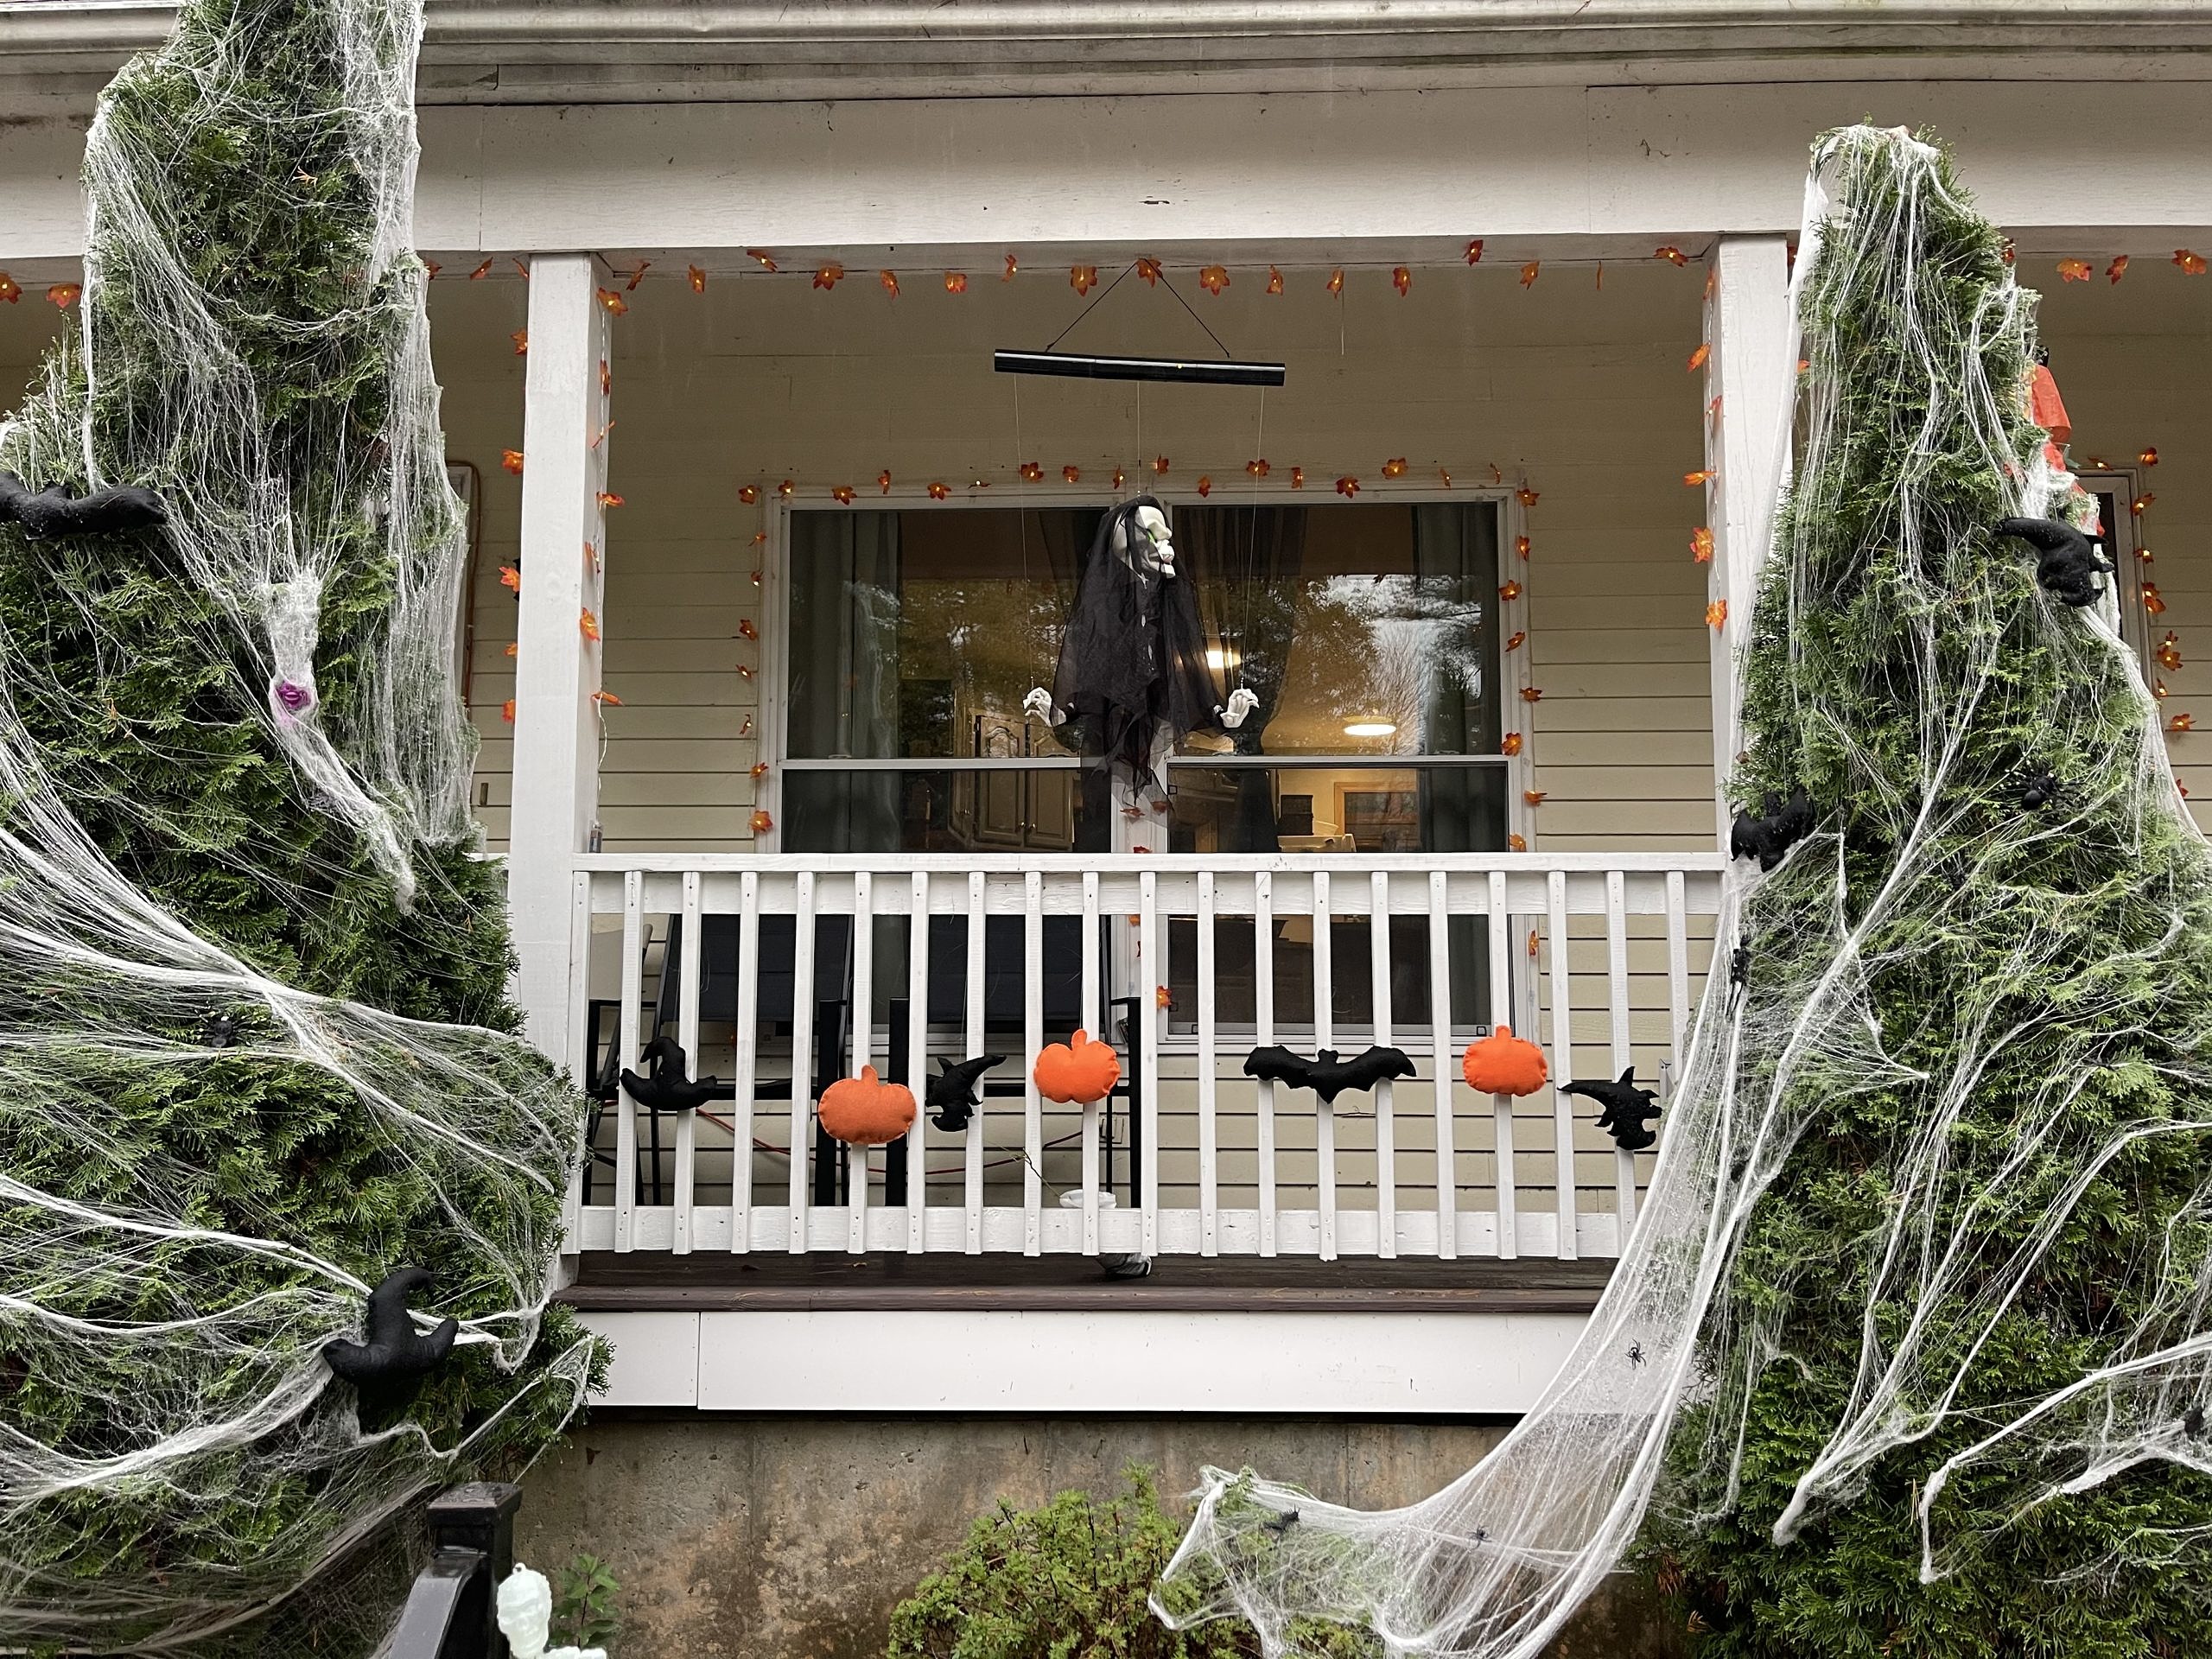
[1546,868,1577,1262]
[1196,870,1218,1257]
[1486,868,1516,1260]
[730,870,760,1254]
[672,869,702,1254]
[1370,869,1396,1260]
[907,870,931,1255]
[1081,870,1103,1256]
[1022,869,1043,1257]
[785,870,816,1255]
[1139,870,1160,1258]
[963,871,986,1255]
[1254,869,1278,1257]
[1427,869,1456,1261]
[1313,870,1336,1262]
[613,870,644,1253]
[848,870,873,1255]
[1605,868,1636,1244]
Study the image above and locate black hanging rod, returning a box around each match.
[993,349,1286,387]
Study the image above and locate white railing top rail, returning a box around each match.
[575,850,1728,876]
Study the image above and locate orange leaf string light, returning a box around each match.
[1516,535,1531,560]
[738,618,759,641]
[1499,580,1522,601]
[1335,476,1361,499]
[584,541,599,574]
[2107,255,2130,283]
[1516,486,1540,507]
[1382,457,1408,479]
[498,565,521,593]
[1685,468,1716,486]
[594,288,628,316]
[1071,265,1099,295]
[1523,790,1546,806]
[468,258,494,281]
[688,264,707,292]
[2170,713,2196,734]
[1465,239,1485,264]
[422,261,441,280]
[1707,599,1729,629]
[878,470,893,494]
[1246,459,1272,479]
[928,481,950,500]
[501,698,516,723]
[500,449,524,475]
[945,271,969,293]
[1154,456,1172,476]
[2158,632,2183,672]
[1520,686,1544,703]
[0,273,20,303]
[588,420,613,450]
[2157,679,2171,702]
[778,480,795,499]
[1003,253,1019,281]
[740,485,760,505]
[599,359,611,396]
[1290,467,1306,489]
[812,264,843,290]
[1691,526,1715,563]
[1519,261,1540,287]
[511,329,529,355]
[1504,630,1526,652]
[46,283,80,308]
[1020,461,1044,483]
[1508,833,1528,852]
[1326,269,1344,296]
[626,262,651,291]
[1501,732,1523,756]
[750,810,774,835]
[1440,467,1453,487]
[1197,476,1213,498]
[2140,447,2160,467]
[1393,266,1412,296]
[592,690,622,707]
[1063,465,1081,484]
[832,486,856,505]
[505,643,518,658]
[579,608,601,641]
[736,664,754,680]
[2056,258,2092,283]
[750,761,771,781]
[1266,266,1284,295]
[879,270,900,297]
[1155,985,1174,1011]
[1199,265,1230,296]
[746,249,779,271]
[2134,493,2155,516]
[598,491,624,509]
[1687,342,1711,372]
[2175,250,2209,276]
[2144,582,2167,615]
[512,258,532,279]
[1656,245,1688,266]
[1136,257,1162,286]
[1111,467,1127,489]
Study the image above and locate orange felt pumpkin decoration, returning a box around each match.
[1034,1029,1122,1105]
[1462,1027,1548,1096]
[818,1065,917,1146]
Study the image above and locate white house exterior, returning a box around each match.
[3,3,2211,1649]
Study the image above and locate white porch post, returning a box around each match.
[508,253,611,1066]
[1700,235,1796,842]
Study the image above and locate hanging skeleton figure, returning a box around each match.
[1023,496,1256,804]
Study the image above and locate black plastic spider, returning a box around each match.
[1628,1342,1647,1367]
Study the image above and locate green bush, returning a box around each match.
[553,1552,623,1653]
[887,1466,1378,1659]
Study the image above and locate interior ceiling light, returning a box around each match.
[996,261,1286,388]
[1344,721,1397,738]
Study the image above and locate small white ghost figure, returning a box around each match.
[1222,687,1257,729]
[497,1563,607,1659]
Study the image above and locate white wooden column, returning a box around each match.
[1700,235,1795,842]
[509,253,612,1063]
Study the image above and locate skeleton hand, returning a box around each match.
[1022,686,1057,726]
[1221,688,1258,729]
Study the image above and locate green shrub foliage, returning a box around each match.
[0,0,594,1651]
[1647,129,2212,1659]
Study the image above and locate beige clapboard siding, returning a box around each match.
[429,260,1715,855]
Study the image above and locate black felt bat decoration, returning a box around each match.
[2020,769,2060,811]
[926,1053,1006,1132]
[620,1033,734,1113]
[1561,1067,1663,1151]
[324,1266,457,1389]
[1995,515,2113,608]
[1730,785,1815,872]
[1243,1044,1416,1104]
[0,469,166,540]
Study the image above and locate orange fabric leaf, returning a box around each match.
[1707,599,1728,629]
[499,565,521,592]
[1199,265,1230,295]
[1136,258,1162,286]
[1504,630,1526,652]
[1500,732,1523,756]
[945,271,968,293]
[1290,467,1306,490]
[1382,457,1408,479]
[688,264,707,292]
[1335,476,1360,499]
[46,283,81,308]
[501,698,516,722]
[594,288,628,316]
[1246,459,1271,478]
[468,258,494,281]
[1266,266,1284,294]
[1687,342,1711,372]
[1197,475,1213,498]
[1063,465,1081,484]
[597,491,624,509]
[2107,255,2129,283]
[1499,581,1522,601]
[750,810,773,834]
[879,270,900,297]
[1326,268,1344,296]
[1691,527,1715,563]
[1071,265,1099,295]
[579,608,600,641]
[2056,258,2092,283]
[1465,239,1485,264]
[1655,245,1688,266]
[1685,468,1716,486]
[2175,250,2208,276]
[1519,260,1540,287]
[511,329,528,355]
[812,264,843,290]
[1020,461,1044,482]
[832,486,855,505]
[740,485,760,505]
[1392,266,1412,296]
[500,449,524,475]
[928,481,949,500]
[1508,833,1528,852]
[746,249,779,271]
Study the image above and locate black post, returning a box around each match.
[810,996,844,1207]
[388,1482,521,1659]
[885,996,910,1206]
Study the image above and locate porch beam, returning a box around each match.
[508,252,612,1064]
[1700,234,1795,845]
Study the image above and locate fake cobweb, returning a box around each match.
[1157,125,2212,1656]
[0,0,590,1650]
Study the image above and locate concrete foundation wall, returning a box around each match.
[516,1412,1683,1658]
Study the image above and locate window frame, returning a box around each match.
[763,486,1535,855]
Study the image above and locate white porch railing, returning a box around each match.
[562,853,1725,1264]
